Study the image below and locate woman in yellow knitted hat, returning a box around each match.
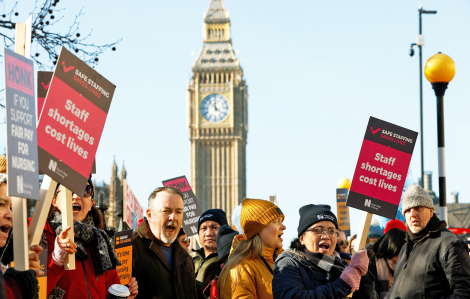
[219,198,286,299]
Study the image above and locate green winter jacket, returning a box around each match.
[193,248,219,299]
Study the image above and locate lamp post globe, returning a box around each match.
[337,178,351,190]
[424,53,456,84]
[424,52,455,223]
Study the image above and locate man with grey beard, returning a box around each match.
[132,187,197,299]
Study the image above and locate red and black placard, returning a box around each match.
[346,117,418,219]
[36,47,115,195]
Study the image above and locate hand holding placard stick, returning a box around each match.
[346,117,418,252]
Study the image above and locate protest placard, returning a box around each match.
[37,71,52,120]
[5,18,38,271]
[123,180,144,230]
[336,188,350,236]
[347,117,418,218]
[4,48,39,200]
[162,176,203,236]
[36,47,115,196]
[114,230,133,285]
[37,71,97,174]
[347,117,418,251]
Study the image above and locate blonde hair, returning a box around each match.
[219,234,264,294]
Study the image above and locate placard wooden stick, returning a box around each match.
[59,185,75,270]
[24,15,32,59]
[14,23,25,55]
[12,197,28,270]
[353,211,373,253]
[28,176,58,252]
[10,21,28,271]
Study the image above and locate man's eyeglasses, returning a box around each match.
[338,239,349,247]
[305,227,340,237]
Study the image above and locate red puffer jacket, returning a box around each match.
[44,221,120,299]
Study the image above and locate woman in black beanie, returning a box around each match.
[273,204,375,299]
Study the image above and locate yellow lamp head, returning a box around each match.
[424,53,456,83]
[337,177,351,190]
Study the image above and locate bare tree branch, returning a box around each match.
[0,0,121,70]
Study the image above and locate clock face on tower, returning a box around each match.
[200,94,230,123]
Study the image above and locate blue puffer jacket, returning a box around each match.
[273,250,352,299]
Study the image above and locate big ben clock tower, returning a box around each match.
[187,0,247,222]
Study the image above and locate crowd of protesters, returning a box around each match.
[0,153,470,298]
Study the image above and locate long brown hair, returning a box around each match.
[218,235,264,293]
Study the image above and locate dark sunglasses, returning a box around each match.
[338,239,349,247]
[55,183,94,198]
[81,184,94,198]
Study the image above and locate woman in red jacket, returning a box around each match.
[45,178,138,299]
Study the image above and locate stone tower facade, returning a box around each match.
[106,159,125,229]
[187,0,248,223]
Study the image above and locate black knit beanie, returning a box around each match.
[297,204,338,237]
[177,226,186,238]
[198,209,228,232]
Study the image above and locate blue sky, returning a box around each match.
[2,1,470,244]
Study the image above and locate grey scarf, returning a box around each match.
[301,248,346,280]
[49,210,120,276]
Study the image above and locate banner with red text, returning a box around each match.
[37,71,96,174]
[346,117,418,219]
[162,176,203,237]
[123,180,144,231]
[4,48,40,199]
[36,47,115,195]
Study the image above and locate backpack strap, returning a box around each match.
[259,255,273,275]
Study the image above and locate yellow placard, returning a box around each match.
[115,246,132,285]
[336,188,351,236]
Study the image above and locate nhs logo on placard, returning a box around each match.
[364,199,372,208]
[17,175,23,193]
[49,159,57,172]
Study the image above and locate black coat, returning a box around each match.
[273,250,377,299]
[385,228,470,299]
[132,220,197,299]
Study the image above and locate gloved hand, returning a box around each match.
[52,226,77,266]
[340,249,369,292]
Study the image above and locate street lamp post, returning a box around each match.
[409,6,437,188]
[424,52,456,223]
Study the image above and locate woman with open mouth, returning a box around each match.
[273,204,374,299]
[219,198,286,299]
[39,176,138,299]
